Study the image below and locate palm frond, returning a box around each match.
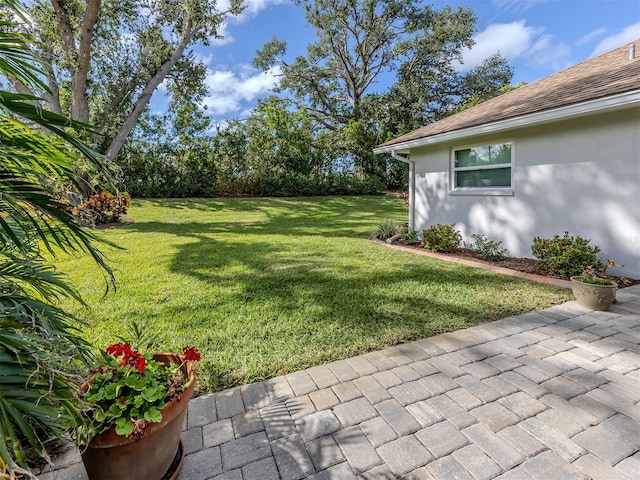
[0,7,48,93]
[0,2,117,475]
[0,116,117,282]
[0,310,87,473]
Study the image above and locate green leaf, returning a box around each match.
[124,374,147,391]
[115,417,134,437]
[103,383,119,399]
[141,386,161,403]
[108,403,122,416]
[143,407,162,423]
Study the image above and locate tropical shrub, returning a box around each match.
[422,224,462,253]
[118,144,217,198]
[82,190,132,224]
[373,220,399,240]
[472,233,509,261]
[531,231,603,279]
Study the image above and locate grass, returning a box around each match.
[54,196,572,393]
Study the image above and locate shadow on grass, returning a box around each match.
[162,234,558,389]
[120,197,567,390]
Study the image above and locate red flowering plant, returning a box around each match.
[572,259,621,286]
[74,340,201,446]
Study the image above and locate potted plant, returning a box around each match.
[570,260,619,311]
[75,341,201,480]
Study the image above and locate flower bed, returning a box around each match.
[397,243,639,288]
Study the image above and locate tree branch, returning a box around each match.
[105,18,195,160]
[39,53,62,114]
[49,0,76,65]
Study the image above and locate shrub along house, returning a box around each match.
[374,41,640,278]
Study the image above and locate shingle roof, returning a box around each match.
[376,40,640,150]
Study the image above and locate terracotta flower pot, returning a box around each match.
[81,353,196,480]
[570,277,617,311]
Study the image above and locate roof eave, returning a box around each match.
[373,90,640,154]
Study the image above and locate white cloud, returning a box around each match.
[592,22,640,56]
[578,28,606,45]
[456,20,571,73]
[201,66,281,115]
[208,0,287,45]
[242,0,289,17]
[238,107,255,118]
[524,34,572,70]
[157,79,168,93]
[456,21,542,71]
[193,52,214,66]
[210,20,235,46]
[490,0,548,13]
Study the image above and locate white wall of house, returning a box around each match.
[409,107,640,278]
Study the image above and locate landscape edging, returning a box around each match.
[373,239,573,290]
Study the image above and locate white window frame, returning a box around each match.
[449,139,514,196]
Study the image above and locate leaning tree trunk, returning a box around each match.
[105,19,194,161]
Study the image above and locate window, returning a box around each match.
[451,141,513,194]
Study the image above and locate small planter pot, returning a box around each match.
[570,277,617,311]
[81,353,196,480]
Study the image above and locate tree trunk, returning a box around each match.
[7,78,35,96]
[50,0,76,64]
[72,0,101,123]
[41,56,63,115]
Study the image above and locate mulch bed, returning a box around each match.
[398,243,640,288]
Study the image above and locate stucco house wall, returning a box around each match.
[409,107,640,278]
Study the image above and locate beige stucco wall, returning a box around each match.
[409,107,640,278]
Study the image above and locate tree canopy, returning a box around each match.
[10,0,243,160]
[254,0,513,180]
[3,0,515,197]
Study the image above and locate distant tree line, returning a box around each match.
[5,0,513,198]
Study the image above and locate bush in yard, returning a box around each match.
[373,219,399,240]
[82,190,131,224]
[531,231,603,279]
[400,225,420,244]
[422,224,462,253]
[472,234,509,261]
[258,172,386,197]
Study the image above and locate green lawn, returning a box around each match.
[55,196,572,393]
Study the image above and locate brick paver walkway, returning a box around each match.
[44,285,640,479]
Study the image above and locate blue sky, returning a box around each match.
[167,0,640,125]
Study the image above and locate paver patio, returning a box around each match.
[44,285,640,479]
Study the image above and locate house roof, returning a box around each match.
[375,40,640,153]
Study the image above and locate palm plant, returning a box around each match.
[0,2,114,477]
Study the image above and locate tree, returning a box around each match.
[11,0,243,161]
[254,0,493,180]
[117,107,220,197]
[454,78,525,113]
[0,1,115,476]
[384,50,513,136]
[243,96,328,176]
